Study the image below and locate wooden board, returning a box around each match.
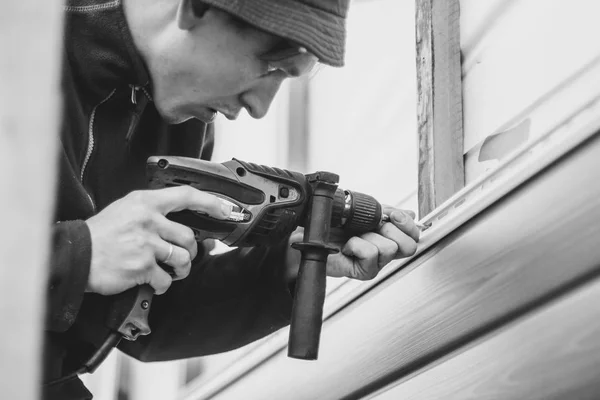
[464,56,600,183]
[371,277,600,400]
[461,0,600,154]
[0,1,63,398]
[416,0,464,217]
[201,129,600,400]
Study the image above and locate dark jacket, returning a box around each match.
[44,1,293,398]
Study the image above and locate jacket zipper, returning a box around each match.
[140,86,153,102]
[80,88,117,212]
[125,85,150,143]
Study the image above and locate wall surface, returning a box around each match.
[461,0,600,182]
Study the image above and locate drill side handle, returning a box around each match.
[287,173,339,360]
[288,248,335,359]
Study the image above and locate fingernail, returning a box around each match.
[221,201,233,218]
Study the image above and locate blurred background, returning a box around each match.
[81,0,419,398]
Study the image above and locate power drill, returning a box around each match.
[80,156,387,375]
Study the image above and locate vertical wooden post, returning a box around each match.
[0,1,63,398]
[416,0,464,218]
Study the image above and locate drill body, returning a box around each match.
[146,156,383,247]
[103,156,384,367]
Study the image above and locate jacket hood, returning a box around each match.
[64,0,150,103]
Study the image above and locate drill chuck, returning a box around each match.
[336,190,383,234]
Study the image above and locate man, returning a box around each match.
[45,0,421,398]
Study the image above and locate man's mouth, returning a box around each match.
[201,107,241,123]
[215,108,240,121]
[206,108,218,122]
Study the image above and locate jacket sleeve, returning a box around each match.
[46,220,92,332]
[118,238,294,361]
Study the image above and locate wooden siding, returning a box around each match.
[371,276,600,400]
[461,0,600,182]
[187,125,600,400]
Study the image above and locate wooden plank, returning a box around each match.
[204,128,600,400]
[464,56,600,183]
[416,0,464,218]
[0,1,63,399]
[461,0,600,154]
[371,277,600,400]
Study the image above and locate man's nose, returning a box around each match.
[240,75,285,119]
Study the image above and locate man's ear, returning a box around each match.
[176,0,209,30]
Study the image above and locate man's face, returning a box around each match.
[146,7,317,124]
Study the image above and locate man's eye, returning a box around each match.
[260,46,318,78]
[261,46,306,63]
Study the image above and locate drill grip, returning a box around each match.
[287,174,339,360]
[288,256,328,359]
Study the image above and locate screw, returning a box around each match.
[157,159,168,169]
[141,300,149,310]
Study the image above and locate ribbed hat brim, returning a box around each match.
[201,0,346,67]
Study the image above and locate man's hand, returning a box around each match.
[285,207,420,282]
[85,186,231,296]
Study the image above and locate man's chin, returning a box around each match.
[163,115,191,125]
[154,102,187,124]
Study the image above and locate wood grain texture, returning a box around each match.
[372,277,600,400]
[416,0,465,218]
[206,130,600,400]
[0,1,63,398]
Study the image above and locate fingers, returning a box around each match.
[151,235,192,280]
[339,228,414,279]
[360,232,398,268]
[154,240,192,281]
[382,205,415,219]
[341,237,379,280]
[342,237,376,260]
[154,216,198,260]
[140,186,232,219]
[383,205,416,220]
[384,209,420,243]
[148,263,173,295]
[378,222,418,258]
